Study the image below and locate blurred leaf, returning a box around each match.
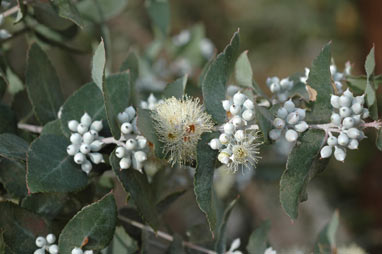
[5,67,23,95]
[50,0,84,28]
[364,46,378,120]
[77,0,128,23]
[194,132,219,236]
[0,76,6,99]
[0,104,17,134]
[246,220,271,254]
[103,73,131,140]
[314,211,339,254]
[214,197,238,253]
[156,189,186,214]
[0,158,28,198]
[305,43,333,124]
[41,119,65,136]
[27,134,88,193]
[120,51,139,84]
[0,230,5,254]
[92,39,106,90]
[376,128,382,152]
[103,226,138,254]
[254,104,273,143]
[11,90,33,122]
[0,133,28,161]
[163,75,187,99]
[280,129,327,219]
[21,193,68,220]
[365,46,375,78]
[235,50,253,88]
[31,2,74,31]
[202,30,240,124]
[346,76,366,93]
[288,82,310,101]
[26,43,64,124]
[0,201,49,254]
[168,234,185,254]
[14,0,26,23]
[110,151,160,230]
[146,0,170,36]
[60,82,106,137]
[58,193,117,253]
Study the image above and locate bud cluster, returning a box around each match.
[269,99,308,143]
[67,113,104,174]
[266,76,294,103]
[320,89,368,161]
[34,234,58,254]
[71,247,93,254]
[140,93,164,110]
[209,91,262,173]
[116,106,148,172]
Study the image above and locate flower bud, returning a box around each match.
[49,244,59,254]
[125,106,136,121]
[89,129,99,139]
[362,108,369,119]
[337,133,349,146]
[353,94,365,105]
[269,129,281,140]
[126,139,137,150]
[84,251,94,254]
[147,93,156,105]
[348,139,359,150]
[90,140,103,152]
[295,108,306,120]
[222,100,231,111]
[229,104,241,115]
[284,99,295,112]
[117,112,129,123]
[134,151,147,162]
[74,153,86,164]
[330,64,337,75]
[266,76,279,86]
[277,93,288,102]
[140,101,148,109]
[72,247,84,254]
[273,118,285,129]
[120,157,131,169]
[331,113,341,126]
[35,236,46,248]
[243,99,254,110]
[270,83,281,93]
[342,117,354,129]
[90,120,103,132]
[67,144,79,156]
[70,133,82,145]
[339,95,352,107]
[287,112,299,125]
[327,135,338,146]
[209,139,222,150]
[334,146,346,162]
[233,91,247,106]
[34,249,45,254]
[294,121,309,133]
[223,123,235,135]
[339,107,352,118]
[80,112,92,127]
[136,136,147,149]
[121,122,133,134]
[219,133,230,144]
[231,116,243,127]
[68,120,79,132]
[285,129,298,142]
[280,78,293,90]
[77,123,88,135]
[242,109,254,121]
[320,145,333,158]
[343,88,353,98]
[218,152,230,164]
[89,153,104,164]
[277,107,288,119]
[82,132,95,144]
[115,147,127,158]
[80,144,91,154]
[346,128,360,139]
[351,103,363,115]
[46,234,56,244]
[330,95,340,109]
[234,130,245,142]
[352,115,361,125]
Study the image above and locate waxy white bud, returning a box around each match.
[46,234,56,244]
[339,107,352,118]
[136,136,147,149]
[339,95,352,107]
[70,133,82,145]
[82,132,94,144]
[72,247,84,254]
[346,128,360,139]
[242,109,254,121]
[295,108,306,120]
[277,107,288,119]
[223,123,235,135]
[320,145,333,158]
[49,245,59,254]
[117,112,129,123]
[89,153,103,164]
[285,129,298,142]
[287,112,299,125]
[330,95,340,109]
[74,153,86,164]
[294,121,309,133]
[120,157,131,169]
[348,139,359,150]
[270,83,281,93]
[67,144,80,156]
[229,104,241,115]
[125,106,136,120]
[115,147,127,158]
[35,236,46,248]
[234,130,245,142]
[342,117,354,129]
[209,139,222,150]
[351,103,363,115]
[80,144,91,154]
[334,146,346,162]
[327,135,338,146]
[134,151,147,162]
[233,92,247,106]
[273,118,285,129]
[121,122,133,134]
[80,113,92,127]
[219,133,230,144]
[90,140,103,152]
[231,116,243,127]
[34,249,45,254]
[218,152,230,164]
[90,120,103,132]
[269,129,282,140]
[68,120,79,132]
[362,108,369,119]
[331,113,341,126]
[280,78,293,90]
[338,133,349,146]
[284,99,295,112]
[77,123,88,135]
[222,100,231,111]
[243,99,254,109]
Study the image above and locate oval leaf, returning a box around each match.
[0,158,28,198]
[50,0,84,28]
[0,133,28,161]
[92,39,106,90]
[163,75,187,99]
[246,220,271,254]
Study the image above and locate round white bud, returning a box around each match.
[117,112,129,123]
[346,128,360,139]
[229,104,241,115]
[89,129,99,139]
[284,99,295,113]
[49,244,59,254]
[80,113,92,127]
[84,251,94,254]
[242,109,254,121]
[287,112,299,125]
[115,147,127,158]
[277,93,288,102]
[34,249,45,254]
[121,123,133,134]
[81,160,92,174]
[331,113,342,126]
[140,101,148,109]
[82,132,94,144]
[330,95,340,109]
[343,88,353,99]
[223,123,235,135]
[125,106,136,120]
[136,136,147,149]
[339,107,352,118]
[339,95,352,107]
[222,100,231,111]
[234,130,245,142]
[77,123,88,135]
[35,236,46,248]
[294,121,309,133]
[273,118,285,129]
[233,92,247,106]
[147,93,156,105]
[342,117,354,129]
[270,83,280,93]
[72,247,84,254]
[352,115,361,125]
[218,152,230,164]
[277,107,288,119]
[70,133,82,145]
[351,103,363,115]
[134,151,147,162]
[327,135,338,146]
[209,139,222,150]
[362,108,369,119]
[67,144,79,156]
[280,78,293,90]
[295,108,306,120]
[80,144,91,154]
[353,95,365,105]
[231,116,243,127]
[120,157,131,169]
[334,146,346,162]
[126,139,137,150]
[219,133,230,144]
[320,145,333,158]
[285,129,298,142]
[348,139,359,150]
[243,99,254,110]
[90,120,103,132]
[269,129,282,140]
[68,120,79,132]
[74,153,86,164]
[89,153,104,164]
[337,133,349,146]
[90,140,103,152]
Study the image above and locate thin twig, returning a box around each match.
[118,216,217,254]
[1,5,19,18]
[17,123,43,133]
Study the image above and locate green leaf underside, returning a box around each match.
[246,220,271,254]
[0,133,28,161]
[27,134,88,193]
[156,189,187,214]
[0,158,28,198]
[50,0,84,28]
[235,51,253,88]
[280,129,327,219]
[103,72,131,140]
[255,104,274,143]
[0,201,49,254]
[314,211,339,254]
[21,193,68,220]
[146,0,170,36]
[60,82,106,137]
[202,30,240,125]
[110,151,160,230]
[305,43,333,124]
[58,193,117,253]
[364,47,378,119]
[92,39,106,90]
[163,75,187,99]
[215,198,238,253]
[194,132,219,236]
[26,43,64,124]
[41,119,65,136]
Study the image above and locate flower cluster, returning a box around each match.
[71,247,93,254]
[269,99,309,143]
[320,89,368,161]
[116,106,148,172]
[34,234,58,254]
[67,113,104,174]
[152,96,214,165]
[266,76,294,103]
[209,91,262,173]
[140,93,163,110]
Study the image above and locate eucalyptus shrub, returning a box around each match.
[0,1,381,254]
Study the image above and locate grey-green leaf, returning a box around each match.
[163,75,187,99]
[77,0,128,23]
[0,133,28,161]
[376,128,382,152]
[27,134,88,193]
[168,234,186,254]
[58,193,117,253]
[146,0,170,36]
[314,211,339,254]
[0,104,17,134]
[365,46,375,78]
[280,129,327,219]
[235,50,253,88]
[215,198,238,253]
[120,51,139,84]
[255,104,274,143]
[246,220,271,254]
[0,159,28,198]
[194,132,219,236]
[202,30,240,124]
[41,119,65,136]
[26,43,64,124]
[103,226,139,254]
[21,193,68,220]
[50,0,84,28]
[92,39,106,90]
